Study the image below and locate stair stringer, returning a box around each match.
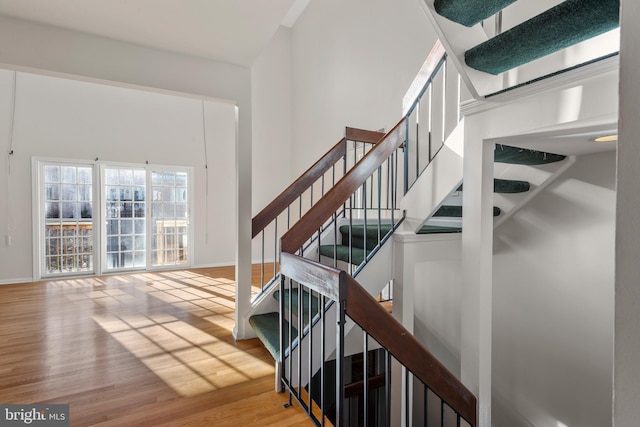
[400,118,465,232]
[493,155,576,229]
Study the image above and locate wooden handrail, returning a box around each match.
[252,138,347,238]
[252,126,390,239]
[345,127,386,144]
[402,39,447,115]
[344,274,477,426]
[281,118,406,253]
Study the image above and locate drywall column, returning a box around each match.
[234,105,253,340]
[461,116,494,427]
[614,0,640,424]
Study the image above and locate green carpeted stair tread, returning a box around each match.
[434,0,518,27]
[273,288,320,318]
[434,205,501,217]
[338,224,394,239]
[457,178,531,194]
[493,178,531,193]
[465,0,620,75]
[319,244,368,266]
[417,225,463,234]
[494,144,566,165]
[249,312,296,361]
[337,223,393,250]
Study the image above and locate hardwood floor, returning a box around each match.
[0,266,311,426]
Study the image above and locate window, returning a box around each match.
[104,167,147,271]
[35,160,192,278]
[151,170,189,267]
[40,162,94,275]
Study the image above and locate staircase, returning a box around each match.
[243,1,619,424]
[422,0,620,96]
[418,144,567,232]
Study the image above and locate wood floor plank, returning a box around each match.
[0,266,311,426]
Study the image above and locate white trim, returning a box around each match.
[33,157,98,281]
[461,55,620,117]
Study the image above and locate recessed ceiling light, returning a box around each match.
[593,134,618,143]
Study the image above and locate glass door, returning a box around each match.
[104,167,147,271]
[151,170,189,267]
[40,162,94,277]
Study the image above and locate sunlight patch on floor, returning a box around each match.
[92,312,272,397]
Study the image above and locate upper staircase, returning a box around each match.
[421,0,620,97]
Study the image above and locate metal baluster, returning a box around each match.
[335,294,346,426]
[308,288,313,415]
[299,196,304,257]
[348,194,353,274]
[363,177,368,263]
[441,399,445,427]
[286,276,293,407]
[321,294,326,427]
[363,332,369,427]
[318,228,322,263]
[378,165,382,245]
[405,369,410,427]
[427,80,433,162]
[385,351,391,427]
[391,151,396,225]
[261,230,265,291]
[288,278,294,395]
[424,385,429,427]
[416,102,420,181]
[279,275,287,396]
[274,218,278,282]
[298,283,303,407]
[404,120,410,194]
[333,213,338,268]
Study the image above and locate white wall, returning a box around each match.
[251,26,293,212]
[405,151,615,427]
[0,14,254,290]
[0,70,237,282]
[289,0,438,175]
[492,151,615,427]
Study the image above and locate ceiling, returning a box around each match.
[0,1,616,157]
[0,0,310,66]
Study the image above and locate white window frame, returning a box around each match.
[32,157,98,280]
[33,158,194,279]
[98,162,194,275]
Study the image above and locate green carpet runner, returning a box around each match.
[434,0,518,27]
[248,312,296,360]
[464,0,620,75]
